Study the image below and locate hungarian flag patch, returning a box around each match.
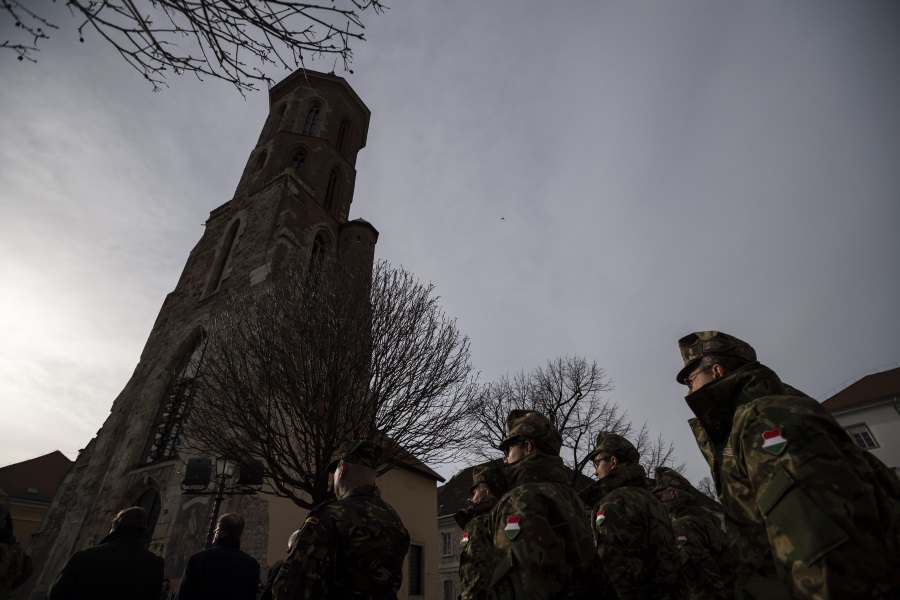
[461,532,469,546]
[761,428,787,455]
[595,509,605,526]
[676,532,687,546]
[505,516,521,540]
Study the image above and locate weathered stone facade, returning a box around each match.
[18,70,379,599]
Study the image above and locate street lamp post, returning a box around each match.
[204,456,238,549]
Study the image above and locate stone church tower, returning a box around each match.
[21,70,379,598]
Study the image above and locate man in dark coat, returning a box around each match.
[176,512,259,600]
[48,506,163,600]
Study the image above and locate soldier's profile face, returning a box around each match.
[471,483,489,504]
[685,364,715,393]
[594,455,616,480]
[503,440,527,464]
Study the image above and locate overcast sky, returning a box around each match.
[2,1,899,486]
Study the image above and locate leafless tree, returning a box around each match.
[468,356,683,485]
[2,0,384,92]
[696,476,718,500]
[185,259,478,509]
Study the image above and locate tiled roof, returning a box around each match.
[821,366,900,412]
[0,451,72,503]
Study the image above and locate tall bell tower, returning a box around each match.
[21,70,379,599]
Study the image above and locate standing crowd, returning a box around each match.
[6,330,900,599]
[453,331,900,599]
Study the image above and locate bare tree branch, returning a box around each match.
[2,0,384,92]
[184,259,478,509]
[696,476,717,500]
[467,356,684,486]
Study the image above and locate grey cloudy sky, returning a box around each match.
[1,0,898,485]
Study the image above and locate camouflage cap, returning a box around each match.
[588,432,640,464]
[652,466,695,493]
[470,466,489,493]
[327,439,383,472]
[500,410,562,455]
[676,331,757,384]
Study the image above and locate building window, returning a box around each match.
[132,488,161,547]
[408,544,424,596]
[324,168,341,211]
[269,103,287,137]
[206,219,241,295]
[337,117,351,154]
[845,423,878,449]
[302,103,321,136]
[291,149,307,175]
[146,333,207,463]
[254,151,268,172]
[308,231,330,277]
[441,531,453,556]
[442,579,454,600]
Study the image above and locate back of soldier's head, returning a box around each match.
[653,466,697,495]
[589,432,640,464]
[216,512,245,539]
[500,410,563,455]
[111,506,148,534]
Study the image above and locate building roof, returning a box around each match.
[0,451,72,504]
[821,366,900,412]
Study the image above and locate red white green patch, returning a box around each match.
[461,532,469,546]
[761,428,788,455]
[676,532,687,546]
[505,516,521,540]
[595,509,605,526]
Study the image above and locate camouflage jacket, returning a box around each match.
[580,462,686,600]
[455,495,498,600]
[486,453,597,600]
[272,484,410,600]
[0,536,33,600]
[664,497,733,600]
[686,362,900,599]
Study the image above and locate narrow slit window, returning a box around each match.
[303,103,321,136]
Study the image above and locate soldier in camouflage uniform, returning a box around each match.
[579,433,686,600]
[677,331,900,599]
[454,466,499,600]
[486,410,597,599]
[272,440,410,600]
[654,467,733,600]
[1,488,33,600]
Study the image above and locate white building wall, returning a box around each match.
[832,400,900,471]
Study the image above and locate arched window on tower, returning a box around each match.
[309,231,329,275]
[132,488,161,547]
[254,151,268,172]
[336,117,351,155]
[206,219,241,295]
[145,332,208,463]
[291,149,307,176]
[302,103,321,136]
[324,168,341,212]
[269,103,287,138]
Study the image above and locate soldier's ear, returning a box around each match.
[711,364,727,379]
